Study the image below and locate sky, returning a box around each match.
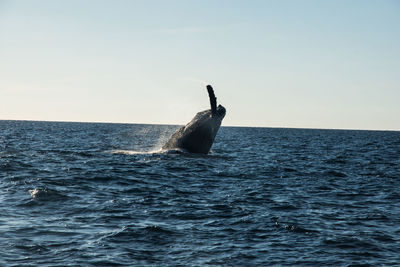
[1,0,399,130]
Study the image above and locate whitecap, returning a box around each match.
[29,188,40,198]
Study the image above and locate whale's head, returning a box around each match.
[216,104,226,120]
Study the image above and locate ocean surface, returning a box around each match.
[0,120,399,266]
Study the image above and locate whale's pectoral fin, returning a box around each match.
[207,85,217,117]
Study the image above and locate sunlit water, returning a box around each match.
[1,120,399,266]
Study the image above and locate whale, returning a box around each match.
[162,85,226,154]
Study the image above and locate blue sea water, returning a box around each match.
[0,120,399,266]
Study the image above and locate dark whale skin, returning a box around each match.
[162,85,226,154]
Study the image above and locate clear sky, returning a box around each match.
[1,0,399,130]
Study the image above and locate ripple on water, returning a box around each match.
[1,121,400,266]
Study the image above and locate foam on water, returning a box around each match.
[28,188,40,198]
[110,149,163,155]
[109,148,185,155]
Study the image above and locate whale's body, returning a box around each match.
[162,85,226,154]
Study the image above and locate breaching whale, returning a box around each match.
[162,85,226,154]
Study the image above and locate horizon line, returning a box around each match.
[1,118,398,132]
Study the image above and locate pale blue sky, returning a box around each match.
[1,0,399,130]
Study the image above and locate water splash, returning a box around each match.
[29,188,40,198]
[110,149,162,155]
[110,148,185,155]
[151,126,176,151]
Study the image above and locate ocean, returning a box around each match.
[0,120,399,266]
